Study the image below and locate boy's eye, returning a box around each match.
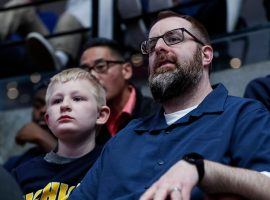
[52,98,62,104]
[73,96,84,101]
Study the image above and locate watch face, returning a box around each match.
[183,152,204,163]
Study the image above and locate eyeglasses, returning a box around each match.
[80,59,125,74]
[141,28,205,55]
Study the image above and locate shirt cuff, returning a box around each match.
[261,171,270,177]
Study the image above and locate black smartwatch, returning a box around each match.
[182,152,204,183]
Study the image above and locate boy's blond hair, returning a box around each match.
[46,68,106,108]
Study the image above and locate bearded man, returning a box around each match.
[70,11,270,200]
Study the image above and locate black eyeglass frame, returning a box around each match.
[80,59,125,74]
[141,28,205,55]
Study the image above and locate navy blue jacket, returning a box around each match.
[70,84,270,200]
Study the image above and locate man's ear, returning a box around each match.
[202,45,213,66]
[96,106,110,125]
[122,62,133,80]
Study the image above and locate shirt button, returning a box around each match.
[157,160,164,165]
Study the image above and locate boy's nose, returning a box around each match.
[60,99,71,112]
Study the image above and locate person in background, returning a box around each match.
[70,11,270,200]
[0,0,49,42]
[0,0,91,70]
[12,68,109,199]
[80,38,159,144]
[4,80,57,172]
[263,0,270,21]
[243,75,270,111]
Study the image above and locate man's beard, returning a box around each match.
[149,47,203,103]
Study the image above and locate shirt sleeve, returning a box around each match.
[261,171,270,177]
[231,105,270,172]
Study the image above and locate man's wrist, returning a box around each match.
[182,152,205,183]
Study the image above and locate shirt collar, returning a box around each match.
[122,85,136,115]
[134,83,227,133]
[107,85,136,135]
[189,83,227,116]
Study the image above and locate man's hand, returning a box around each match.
[140,160,199,200]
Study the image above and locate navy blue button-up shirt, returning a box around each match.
[70,84,270,200]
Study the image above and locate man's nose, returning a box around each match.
[90,71,104,87]
[154,38,169,54]
[89,69,102,81]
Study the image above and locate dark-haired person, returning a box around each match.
[80,38,159,144]
[244,75,270,111]
[0,0,92,70]
[4,80,57,172]
[70,11,270,200]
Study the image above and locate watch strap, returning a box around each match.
[182,152,205,183]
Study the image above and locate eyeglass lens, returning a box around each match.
[144,29,184,54]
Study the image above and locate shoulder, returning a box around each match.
[242,76,270,110]
[12,155,45,183]
[14,155,44,173]
[4,147,45,172]
[244,75,270,96]
[224,95,269,122]
[248,75,270,86]
[226,95,267,111]
[16,154,44,167]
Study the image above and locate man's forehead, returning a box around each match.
[149,17,192,37]
[81,46,114,63]
[83,46,111,57]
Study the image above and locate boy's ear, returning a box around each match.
[96,106,110,125]
[44,112,50,125]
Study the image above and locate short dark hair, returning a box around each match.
[33,78,49,94]
[82,38,126,60]
[150,10,211,45]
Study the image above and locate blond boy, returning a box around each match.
[13,68,109,200]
